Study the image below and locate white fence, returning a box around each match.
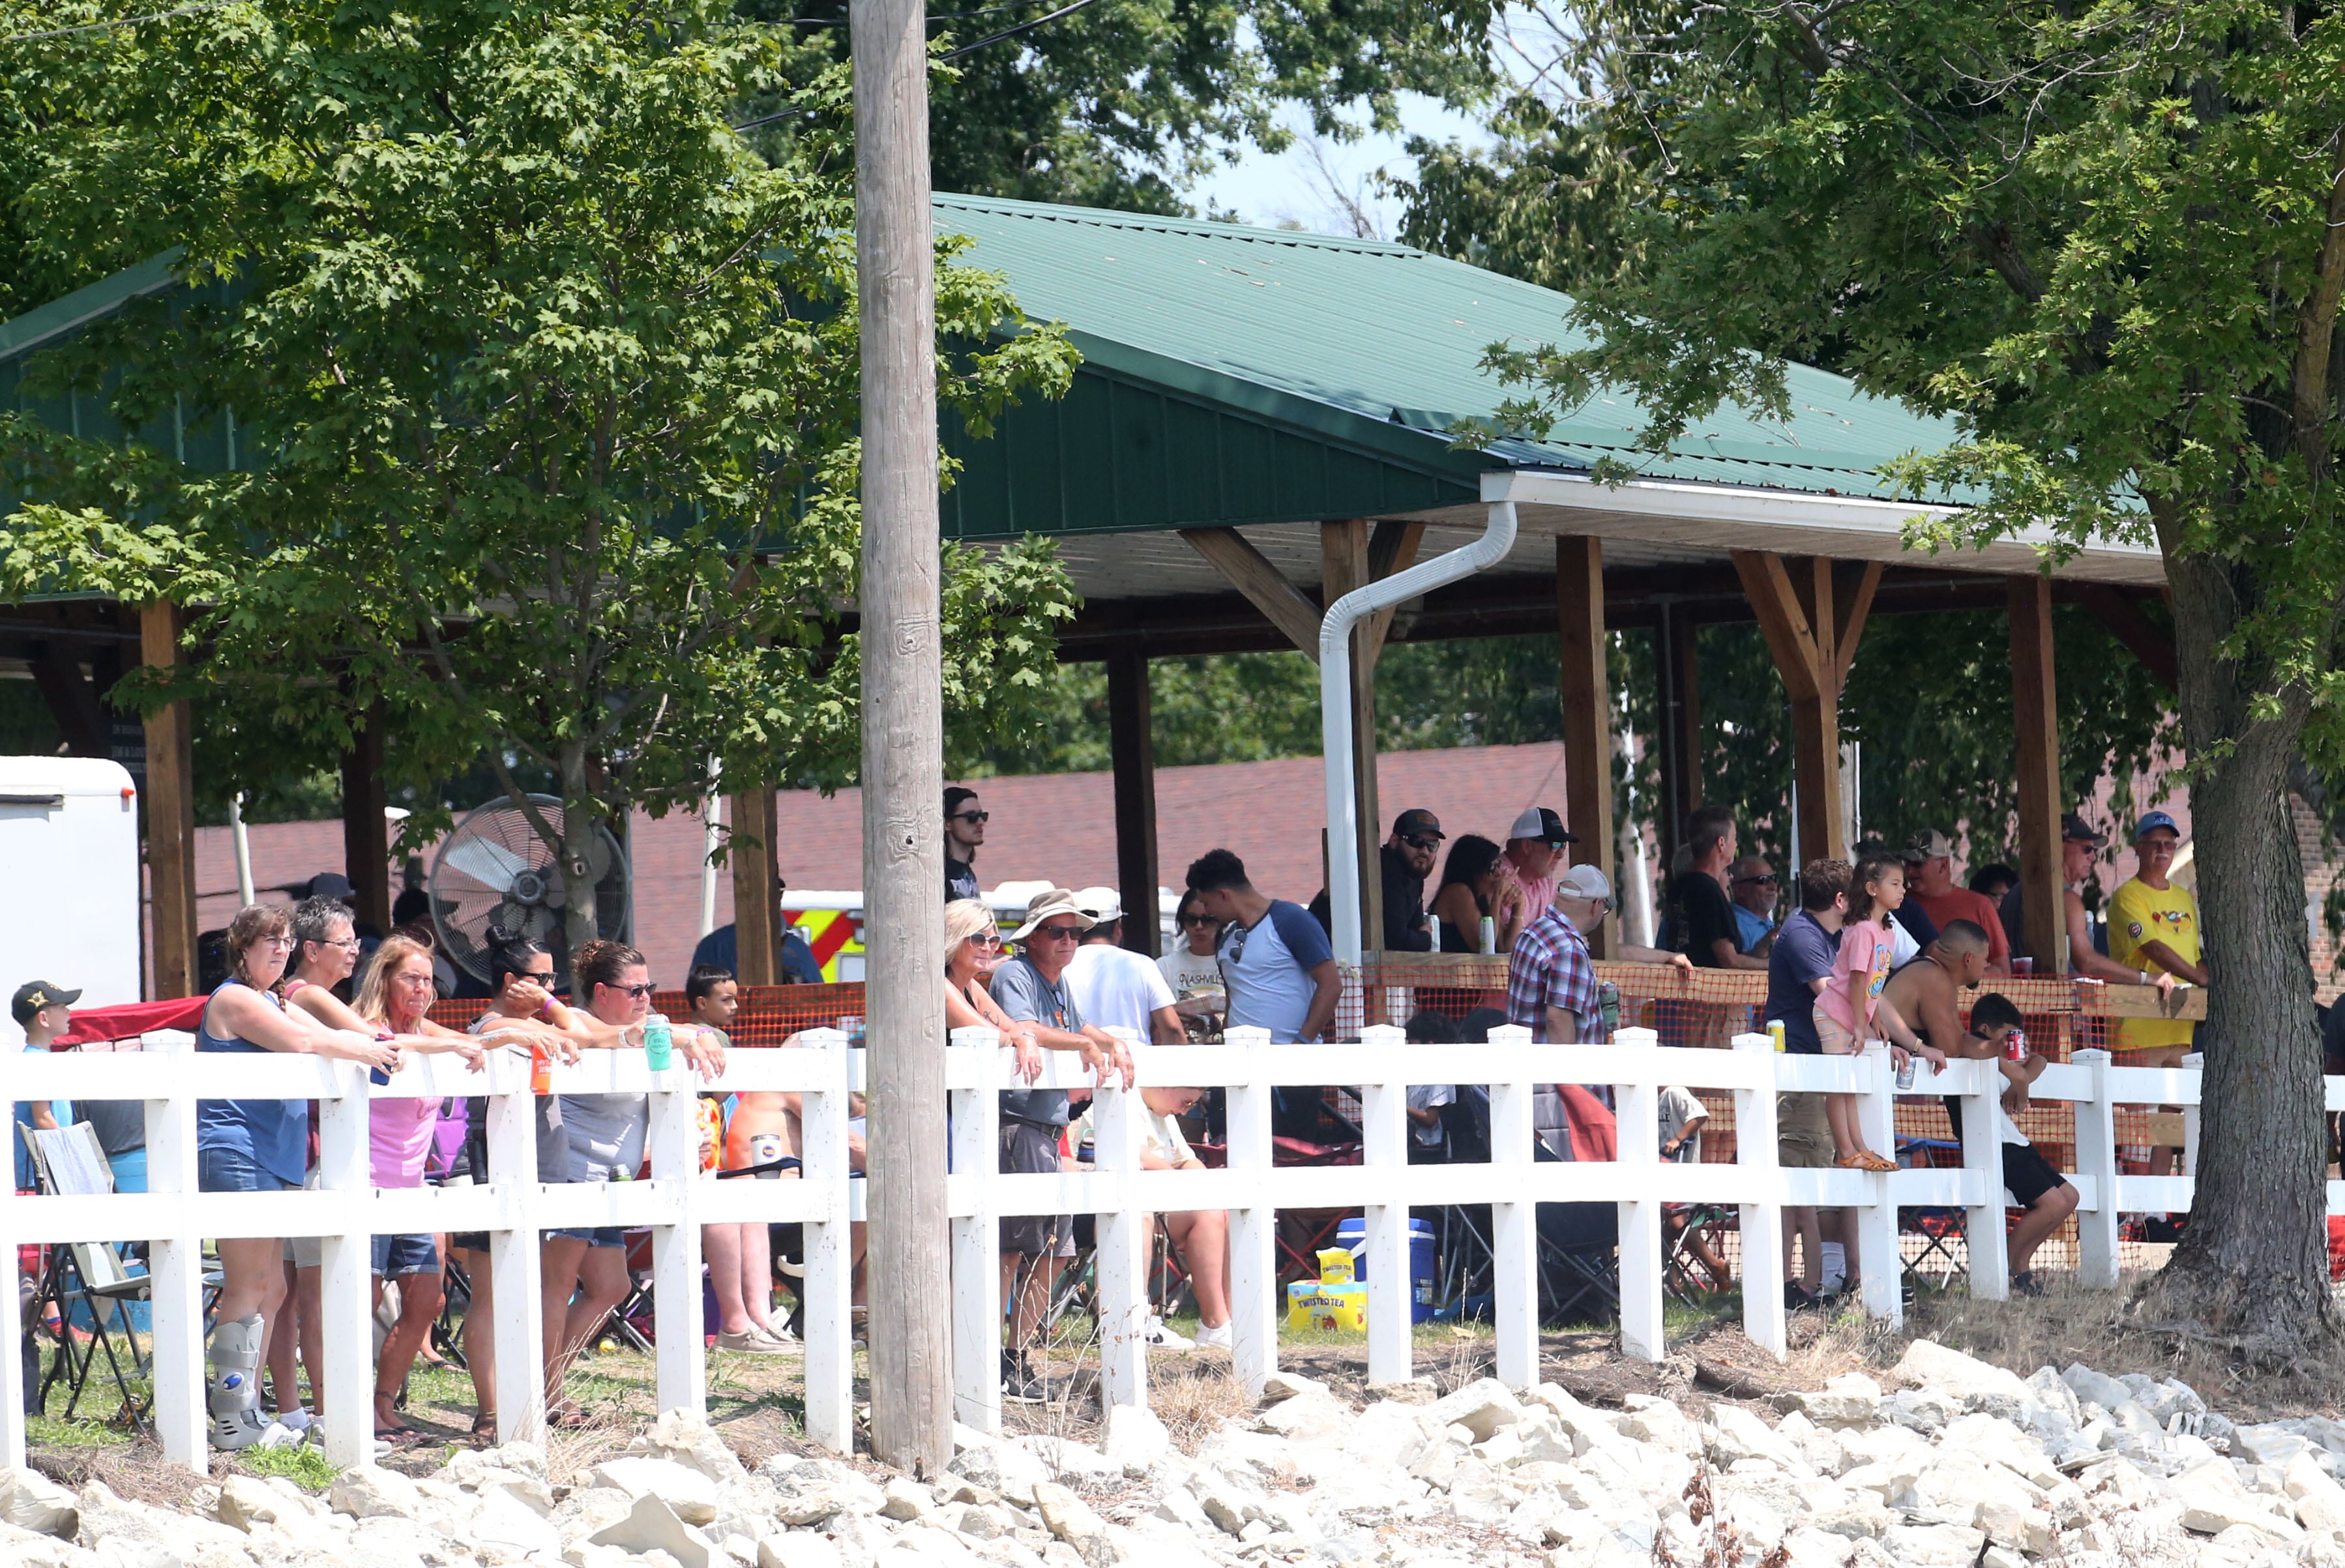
[0,1022,2296,1473]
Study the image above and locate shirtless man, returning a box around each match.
[1881,923,2078,1291]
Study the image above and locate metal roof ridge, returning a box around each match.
[0,249,186,366]
[932,191,1430,259]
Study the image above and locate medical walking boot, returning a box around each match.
[206,1312,269,1451]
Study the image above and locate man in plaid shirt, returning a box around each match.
[1507,863,1612,1042]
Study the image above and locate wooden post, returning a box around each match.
[1105,650,1160,957]
[1653,602,1702,865]
[1323,520,1382,951]
[1555,537,1615,955]
[729,788,780,985]
[2008,574,2065,972]
[139,601,198,998]
[342,701,392,932]
[854,0,952,1473]
[1730,554,1881,865]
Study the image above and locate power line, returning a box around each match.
[731,0,1107,132]
[3,0,239,44]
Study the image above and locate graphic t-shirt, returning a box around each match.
[1820,918,1893,1038]
[946,856,981,904]
[2109,878,2201,1052]
[1157,945,1223,999]
[1217,901,1334,1043]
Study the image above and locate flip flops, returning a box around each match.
[1836,1149,1898,1173]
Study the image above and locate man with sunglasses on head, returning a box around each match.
[989,888,1135,1400]
[945,786,987,904]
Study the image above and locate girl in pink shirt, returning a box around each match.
[1814,850,1942,1172]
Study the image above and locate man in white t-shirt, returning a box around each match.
[1066,888,1184,1046]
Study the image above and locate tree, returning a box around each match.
[733,0,1500,214]
[0,0,1080,953]
[1482,0,2345,1355]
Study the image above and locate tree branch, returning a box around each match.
[2292,141,2345,481]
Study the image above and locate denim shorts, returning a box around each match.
[196,1145,295,1195]
[548,1226,625,1250]
[372,1232,440,1277]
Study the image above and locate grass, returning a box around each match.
[236,1442,340,1491]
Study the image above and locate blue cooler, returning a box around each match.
[1335,1216,1438,1323]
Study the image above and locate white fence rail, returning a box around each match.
[0,1022,2301,1473]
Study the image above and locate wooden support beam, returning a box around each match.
[1831,561,1885,686]
[1731,551,1845,861]
[2076,584,2177,688]
[1653,602,1702,866]
[341,702,392,934]
[730,788,780,985]
[1178,527,1324,657]
[1361,520,1426,666]
[2009,575,2066,973]
[1105,649,1160,958]
[1323,520,1383,951]
[139,601,198,999]
[1556,537,1615,956]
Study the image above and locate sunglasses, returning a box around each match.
[952,810,990,824]
[1400,834,1443,851]
[1030,923,1085,941]
[1733,874,1778,887]
[612,982,656,999]
[1180,913,1216,927]
[975,931,1002,947]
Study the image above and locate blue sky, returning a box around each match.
[1185,92,1491,240]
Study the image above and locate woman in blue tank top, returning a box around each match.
[195,902,400,1451]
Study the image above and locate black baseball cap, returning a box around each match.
[2061,813,2106,848]
[1507,806,1579,847]
[1393,808,1445,842]
[12,981,80,1026]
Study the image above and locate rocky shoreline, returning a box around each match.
[8,1339,2345,1567]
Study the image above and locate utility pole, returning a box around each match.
[853,0,951,1473]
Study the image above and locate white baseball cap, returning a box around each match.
[1555,863,1614,902]
[1070,885,1123,926]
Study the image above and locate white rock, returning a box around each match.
[1895,1341,2032,1416]
[1880,1522,1988,1565]
[2063,1363,2134,1416]
[591,1493,717,1568]
[759,1533,845,1568]
[2289,1451,2345,1533]
[769,1463,889,1526]
[879,1479,934,1522]
[1773,1410,1846,1475]
[468,1487,564,1560]
[1255,1395,1349,1445]
[1615,1398,1698,1455]
[0,1520,98,1568]
[1097,1405,1170,1473]
[590,1458,724,1526]
[1026,1483,1105,1547]
[1791,1373,1882,1427]
[3,1469,82,1537]
[1707,1403,1802,1471]
[1256,1369,1329,1406]
[1424,1380,1524,1443]
[630,1412,749,1486]
[331,1468,424,1522]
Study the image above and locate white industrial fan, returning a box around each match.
[429,794,631,986]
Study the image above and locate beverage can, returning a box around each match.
[1479,915,1497,955]
[644,1013,673,1071]
[1895,1055,1917,1091]
[1767,1019,1786,1053]
[1597,980,1621,1033]
[529,1040,553,1095]
[2005,1029,2028,1064]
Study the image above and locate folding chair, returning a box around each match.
[1895,1135,1968,1286]
[25,1123,151,1430]
[1269,1134,1362,1283]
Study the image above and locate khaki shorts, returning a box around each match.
[1777,1091,1833,1170]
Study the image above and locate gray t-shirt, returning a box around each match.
[989,956,1084,1127]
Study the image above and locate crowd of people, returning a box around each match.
[11,781,2208,1443]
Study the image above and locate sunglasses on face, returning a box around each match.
[613,982,656,999]
[1734,874,1778,887]
[952,810,990,824]
[1031,923,1085,942]
[1180,913,1215,927]
[975,932,1002,947]
[1400,835,1442,851]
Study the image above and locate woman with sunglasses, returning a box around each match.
[194,902,401,1451]
[543,940,724,1410]
[1157,891,1227,1042]
[947,898,1042,1076]
[1428,835,1529,955]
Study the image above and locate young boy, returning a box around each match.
[12,981,78,1190]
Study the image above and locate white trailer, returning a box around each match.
[0,757,144,1014]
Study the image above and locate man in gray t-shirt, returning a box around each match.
[988,889,1135,1401]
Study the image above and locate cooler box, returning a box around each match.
[1334,1216,1438,1324]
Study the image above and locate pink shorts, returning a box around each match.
[1812,1005,1861,1055]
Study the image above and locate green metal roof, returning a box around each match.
[933,194,1966,540]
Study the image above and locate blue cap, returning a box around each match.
[2135,810,2181,840]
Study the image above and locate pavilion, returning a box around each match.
[0,196,2173,992]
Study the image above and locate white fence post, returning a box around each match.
[648,1058,706,1423]
[1732,1033,1787,1357]
[2181,1052,2204,1179]
[1486,1024,1540,1389]
[1612,1026,1662,1362]
[316,1060,376,1468]
[1959,1055,2009,1301]
[2072,1048,2120,1288]
[947,1026,1002,1434]
[1852,1042,1901,1327]
[0,1175,20,1468]
[145,1043,206,1468]
[1093,1028,1149,1412]
[799,1029,854,1453]
[489,1057,548,1447]
[1358,1024,1413,1387]
[1224,1026,1276,1397]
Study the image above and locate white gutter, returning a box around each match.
[1321,499,1520,964]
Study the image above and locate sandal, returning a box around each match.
[471,1411,499,1445]
[374,1422,424,1444]
[1836,1150,1898,1173]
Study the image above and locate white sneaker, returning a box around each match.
[1193,1322,1232,1350]
[1143,1316,1194,1349]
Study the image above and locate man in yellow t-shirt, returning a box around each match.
[2107,811,2207,1065]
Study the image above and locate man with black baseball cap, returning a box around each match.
[12,982,78,1192]
[1309,807,1446,952]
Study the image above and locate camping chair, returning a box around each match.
[25,1122,151,1430]
[1895,1135,1968,1286]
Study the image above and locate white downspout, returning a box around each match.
[1321,499,1520,964]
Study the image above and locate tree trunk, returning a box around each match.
[2129,540,2337,1359]
[560,744,602,959]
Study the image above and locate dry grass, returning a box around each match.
[1147,1357,1252,1454]
[25,1439,213,1512]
